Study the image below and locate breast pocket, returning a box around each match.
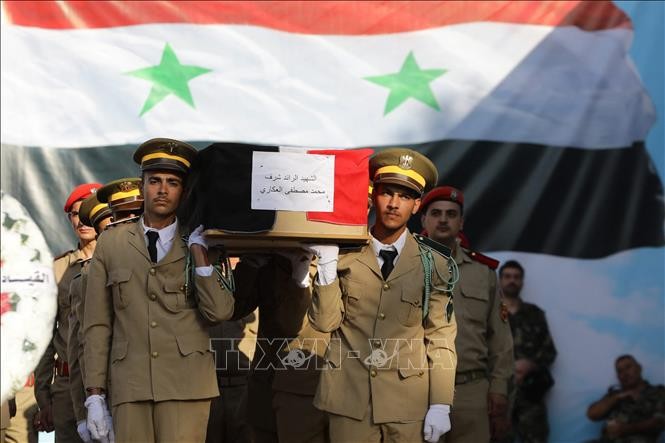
[459,279,489,325]
[341,277,364,321]
[398,289,423,327]
[162,281,188,312]
[106,269,132,310]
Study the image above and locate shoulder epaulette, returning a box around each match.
[413,233,452,259]
[105,216,140,230]
[464,248,500,270]
[53,249,75,261]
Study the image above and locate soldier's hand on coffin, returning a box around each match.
[305,244,339,285]
[187,224,208,249]
[276,249,315,288]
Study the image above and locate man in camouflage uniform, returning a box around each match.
[34,183,101,442]
[499,260,557,443]
[587,355,665,443]
[420,186,514,442]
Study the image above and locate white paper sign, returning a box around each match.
[251,152,335,212]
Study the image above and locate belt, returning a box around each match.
[55,360,69,377]
[455,369,487,385]
[218,374,248,387]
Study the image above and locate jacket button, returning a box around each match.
[370,369,377,377]
[180,285,185,292]
[150,321,157,328]
[149,268,156,275]
[383,284,389,290]
[378,312,386,320]
[151,351,158,358]
[150,293,157,300]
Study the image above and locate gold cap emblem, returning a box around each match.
[399,154,413,170]
[118,181,135,192]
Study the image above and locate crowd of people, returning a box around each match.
[1,139,663,443]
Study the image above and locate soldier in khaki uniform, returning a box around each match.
[420,186,514,442]
[82,139,248,442]
[308,149,458,442]
[67,180,143,441]
[34,182,102,442]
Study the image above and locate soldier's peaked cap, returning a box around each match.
[369,148,438,195]
[79,193,112,228]
[133,138,197,174]
[97,178,143,211]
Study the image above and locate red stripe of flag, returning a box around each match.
[3,1,631,32]
[307,148,373,226]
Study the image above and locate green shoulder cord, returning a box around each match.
[212,250,235,293]
[417,242,459,323]
[184,236,235,301]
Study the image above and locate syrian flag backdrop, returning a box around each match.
[1,1,663,441]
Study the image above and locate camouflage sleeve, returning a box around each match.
[486,270,514,396]
[533,309,557,368]
[651,385,665,419]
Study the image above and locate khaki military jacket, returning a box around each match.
[67,262,90,421]
[34,249,85,409]
[453,246,513,395]
[83,220,236,406]
[309,233,457,423]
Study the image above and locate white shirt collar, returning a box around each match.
[369,227,409,258]
[141,216,178,244]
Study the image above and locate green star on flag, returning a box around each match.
[365,51,447,115]
[126,43,212,116]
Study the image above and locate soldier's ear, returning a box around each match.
[411,198,421,215]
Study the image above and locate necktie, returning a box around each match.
[379,249,398,280]
[146,231,159,263]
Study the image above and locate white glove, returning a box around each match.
[77,420,92,442]
[307,244,339,285]
[277,249,315,288]
[188,224,208,249]
[101,412,115,443]
[423,404,451,442]
[84,395,110,440]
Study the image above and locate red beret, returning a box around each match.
[421,186,464,212]
[63,183,102,213]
